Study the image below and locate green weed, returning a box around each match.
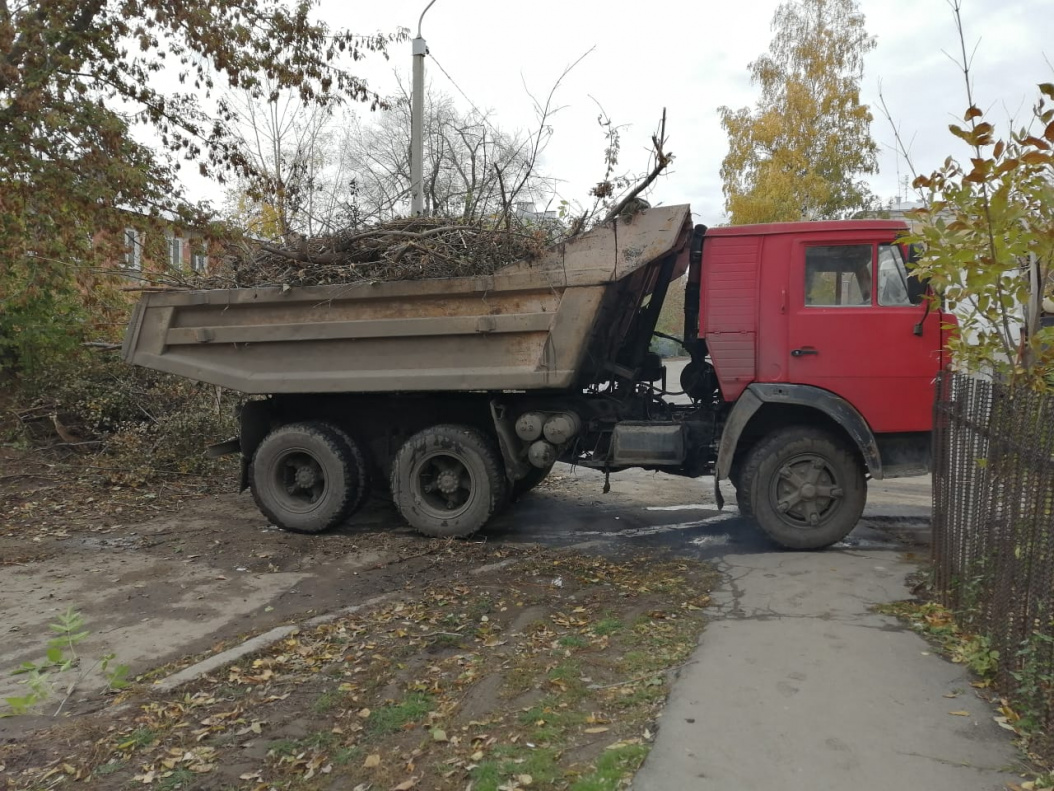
[570,743,650,790]
[156,768,196,790]
[593,618,623,636]
[367,692,434,736]
[471,745,561,791]
[5,608,130,716]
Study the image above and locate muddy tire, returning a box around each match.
[250,422,367,534]
[391,425,507,538]
[511,462,555,501]
[742,427,866,550]
[730,460,752,518]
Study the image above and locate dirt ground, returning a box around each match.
[0,447,725,791]
[0,428,938,791]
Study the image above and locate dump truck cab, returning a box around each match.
[678,220,945,547]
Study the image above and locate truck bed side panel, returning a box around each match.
[123,206,692,394]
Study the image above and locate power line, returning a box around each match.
[427,50,582,211]
[427,51,508,143]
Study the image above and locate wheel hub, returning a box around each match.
[774,456,844,526]
[437,469,460,495]
[295,464,320,489]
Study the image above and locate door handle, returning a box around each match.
[791,348,819,357]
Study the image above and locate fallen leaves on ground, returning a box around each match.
[2,550,717,791]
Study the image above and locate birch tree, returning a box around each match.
[719,0,878,224]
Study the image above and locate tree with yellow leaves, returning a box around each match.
[719,0,878,224]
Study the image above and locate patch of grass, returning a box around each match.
[367,692,434,736]
[156,768,196,791]
[302,730,339,751]
[593,617,623,636]
[472,745,562,791]
[503,661,537,695]
[93,761,124,776]
[432,632,465,649]
[631,614,685,646]
[875,601,998,678]
[312,689,341,714]
[548,660,582,684]
[619,650,663,675]
[118,727,157,750]
[519,698,587,744]
[547,660,588,702]
[613,684,666,709]
[569,743,650,790]
[215,684,249,699]
[558,635,588,649]
[267,738,300,758]
[647,575,686,594]
[332,746,363,766]
[467,595,494,621]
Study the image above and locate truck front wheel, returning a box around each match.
[250,421,367,534]
[391,425,507,538]
[742,427,866,550]
[730,460,752,518]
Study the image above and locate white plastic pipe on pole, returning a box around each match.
[410,0,437,217]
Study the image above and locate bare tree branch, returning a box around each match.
[603,109,673,224]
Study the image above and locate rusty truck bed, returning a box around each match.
[122,205,692,394]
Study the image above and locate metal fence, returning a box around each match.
[932,372,1054,747]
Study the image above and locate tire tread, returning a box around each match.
[250,421,361,534]
[742,426,866,550]
[390,424,506,538]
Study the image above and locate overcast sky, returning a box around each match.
[191,1,1054,227]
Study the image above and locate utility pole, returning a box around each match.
[411,0,437,217]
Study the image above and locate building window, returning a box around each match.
[191,250,208,273]
[168,235,184,269]
[804,244,872,307]
[124,228,143,271]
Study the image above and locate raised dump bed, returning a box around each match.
[122,205,693,394]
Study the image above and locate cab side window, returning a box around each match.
[804,244,872,307]
[877,244,919,306]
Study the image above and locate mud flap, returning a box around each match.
[238,400,273,491]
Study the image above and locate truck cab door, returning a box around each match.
[785,239,943,434]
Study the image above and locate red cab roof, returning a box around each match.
[705,219,909,236]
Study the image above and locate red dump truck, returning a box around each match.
[123,205,947,549]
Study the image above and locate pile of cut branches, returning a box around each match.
[185,217,553,290]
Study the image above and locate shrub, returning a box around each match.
[11,351,243,485]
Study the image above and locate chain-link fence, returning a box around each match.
[932,372,1054,747]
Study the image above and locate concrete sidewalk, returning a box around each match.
[633,549,1022,791]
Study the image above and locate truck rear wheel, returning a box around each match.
[391,425,507,538]
[250,421,367,534]
[742,427,866,550]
